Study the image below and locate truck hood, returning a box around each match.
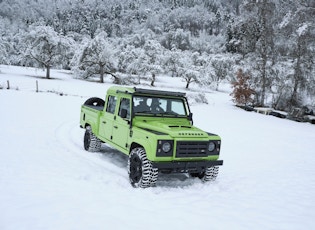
[135,120,209,138]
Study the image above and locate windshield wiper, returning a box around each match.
[134,110,152,114]
[134,111,181,117]
[161,111,178,116]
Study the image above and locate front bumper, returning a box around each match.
[152,160,223,173]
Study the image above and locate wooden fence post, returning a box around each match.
[36,80,39,92]
[7,80,10,90]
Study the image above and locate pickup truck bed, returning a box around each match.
[85,105,104,111]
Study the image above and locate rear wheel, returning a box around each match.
[84,127,101,152]
[128,147,158,188]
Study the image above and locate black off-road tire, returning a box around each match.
[84,127,102,152]
[202,166,219,182]
[190,166,219,182]
[84,97,105,107]
[128,147,158,188]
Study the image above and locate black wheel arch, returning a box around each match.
[129,142,143,154]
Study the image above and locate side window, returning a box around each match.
[171,100,186,115]
[119,98,130,119]
[106,95,117,114]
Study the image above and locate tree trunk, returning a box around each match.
[185,79,190,89]
[216,81,220,91]
[215,75,220,91]
[260,57,267,106]
[105,71,120,85]
[150,73,155,86]
[100,64,104,83]
[290,54,302,108]
[290,80,299,108]
[259,2,268,107]
[46,65,51,79]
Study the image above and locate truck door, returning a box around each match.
[99,95,117,141]
[112,97,131,150]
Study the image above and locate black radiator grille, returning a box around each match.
[176,141,209,158]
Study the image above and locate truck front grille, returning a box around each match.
[176,141,209,158]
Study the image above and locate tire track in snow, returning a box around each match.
[53,120,129,186]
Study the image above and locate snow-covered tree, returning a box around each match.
[21,25,73,79]
[0,17,12,64]
[161,29,191,51]
[240,0,276,106]
[125,49,146,84]
[269,61,294,110]
[0,16,23,65]
[142,40,164,86]
[208,55,234,91]
[115,44,146,84]
[71,32,116,83]
[116,45,139,73]
[177,51,204,89]
[0,37,9,64]
[181,68,200,89]
[164,48,182,78]
[276,1,315,108]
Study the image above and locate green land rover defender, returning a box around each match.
[80,86,223,188]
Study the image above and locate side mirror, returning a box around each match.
[120,108,128,119]
[188,112,193,121]
[188,112,193,125]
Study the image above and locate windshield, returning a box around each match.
[133,96,187,116]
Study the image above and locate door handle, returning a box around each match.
[102,121,106,124]
[114,126,118,129]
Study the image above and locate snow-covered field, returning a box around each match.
[1,65,314,230]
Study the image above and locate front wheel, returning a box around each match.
[190,166,219,182]
[128,147,158,188]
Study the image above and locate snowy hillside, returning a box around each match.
[1,65,314,230]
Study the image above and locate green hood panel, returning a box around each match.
[135,119,209,138]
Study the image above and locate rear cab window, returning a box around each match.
[106,95,117,114]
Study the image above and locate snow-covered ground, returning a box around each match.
[1,65,314,230]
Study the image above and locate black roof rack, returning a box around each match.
[133,87,186,97]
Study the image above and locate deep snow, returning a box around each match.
[0,65,315,230]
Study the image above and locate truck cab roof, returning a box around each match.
[107,86,186,98]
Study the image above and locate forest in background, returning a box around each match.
[0,0,314,110]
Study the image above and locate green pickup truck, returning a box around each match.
[80,86,223,188]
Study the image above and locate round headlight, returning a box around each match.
[208,142,216,152]
[162,142,171,152]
